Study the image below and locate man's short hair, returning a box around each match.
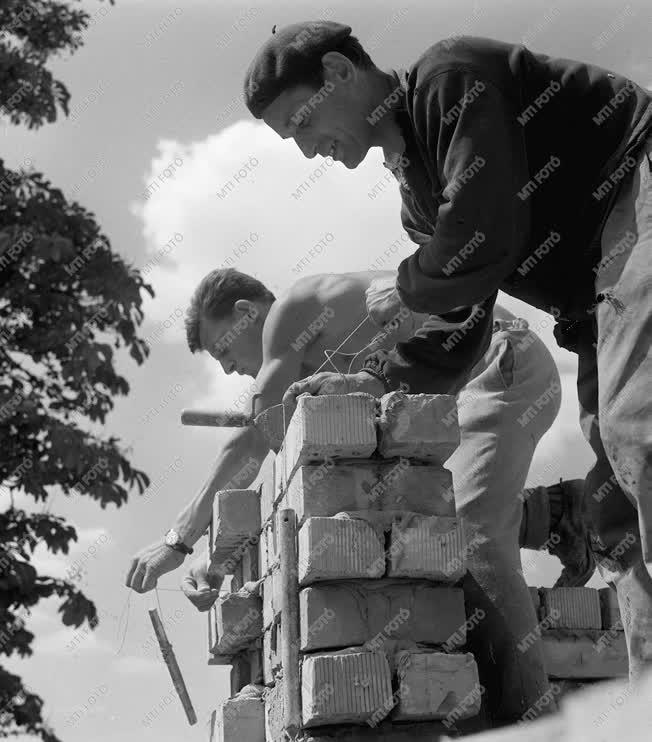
[185,268,275,353]
[245,32,375,119]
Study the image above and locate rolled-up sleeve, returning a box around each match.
[362,68,529,394]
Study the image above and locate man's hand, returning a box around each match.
[365,276,405,327]
[181,554,221,612]
[282,370,385,406]
[125,541,186,593]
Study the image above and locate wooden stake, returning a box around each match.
[279,508,301,737]
[148,607,197,725]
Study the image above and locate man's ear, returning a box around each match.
[234,299,257,318]
[321,51,355,85]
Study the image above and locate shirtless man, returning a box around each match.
[126,267,588,722]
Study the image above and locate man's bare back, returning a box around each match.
[267,270,515,377]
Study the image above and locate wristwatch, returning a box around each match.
[164,528,193,555]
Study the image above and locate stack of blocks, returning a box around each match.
[529,585,627,689]
[207,392,487,741]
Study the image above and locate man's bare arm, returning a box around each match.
[125,294,312,593]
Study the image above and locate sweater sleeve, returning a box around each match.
[362,292,496,394]
[361,69,528,394]
[398,68,530,314]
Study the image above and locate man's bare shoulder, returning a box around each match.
[261,276,329,355]
[261,273,369,354]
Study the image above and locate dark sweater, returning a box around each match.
[362,36,652,394]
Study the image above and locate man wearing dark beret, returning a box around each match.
[243,21,652,724]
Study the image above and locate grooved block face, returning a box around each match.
[299,582,466,652]
[541,587,602,629]
[301,651,394,727]
[599,587,623,630]
[377,393,460,463]
[529,587,541,615]
[281,462,455,524]
[387,516,466,583]
[298,517,385,586]
[216,695,265,742]
[541,631,628,678]
[262,565,282,628]
[278,394,378,487]
[210,490,261,577]
[214,594,263,654]
[393,651,481,722]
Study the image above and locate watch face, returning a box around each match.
[165,529,179,546]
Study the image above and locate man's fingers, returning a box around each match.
[129,562,146,592]
[141,567,158,593]
[282,381,313,405]
[125,557,139,588]
[180,574,197,598]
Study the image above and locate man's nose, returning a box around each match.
[294,136,316,159]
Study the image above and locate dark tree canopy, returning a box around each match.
[1,3,153,740]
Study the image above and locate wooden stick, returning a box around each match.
[148,608,197,726]
[279,508,301,736]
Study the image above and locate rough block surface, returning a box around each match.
[541,587,602,629]
[299,581,466,651]
[298,517,386,585]
[542,631,628,678]
[216,689,265,742]
[214,593,262,655]
[279,461,455,524]
[263,624,281,686]
[276,394,377,488]
[393,650,481,722]
[377,392,460,463]
[210,489,261,578]
[387,516,466,583]
[599,587,623,630]
[302,650,393,727]
[262,565,282,629]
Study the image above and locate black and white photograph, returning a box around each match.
[1,1,651,740]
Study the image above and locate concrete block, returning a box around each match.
[263,624,281,686]
[215,689,265,742]
[213,593,263,654]
[529,587,541,616]
[542,631,628,678]
[301,651,394,727]
[262,565,282,629]
[277,394,377,487]
[299,581,466,651]
[260,459,275,523]
[264,680,284,742]
[210,489,261,579]
[298,517,385,586]
[393,650,481,722]
[387,516,466,583]
[259,520,275,577]
[279,461,455,525]
[230,653,252,696]
[599,587,623,630]
[377,392,459,463]
[541,587,602,629]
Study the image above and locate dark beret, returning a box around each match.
[244,20,352,118]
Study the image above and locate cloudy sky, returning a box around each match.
[1,0,651,740]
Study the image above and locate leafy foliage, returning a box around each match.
[0,3,153,740]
